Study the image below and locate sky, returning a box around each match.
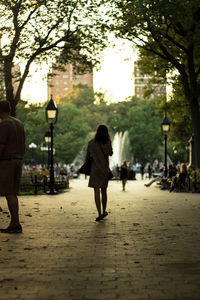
[93,40,137,102]
[21,39,137,104]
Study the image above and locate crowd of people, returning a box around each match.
[144,162,188,192]
[22,159,189,193]
[110,160,189,193]
[22,160,189,192]
[22,163,79,181]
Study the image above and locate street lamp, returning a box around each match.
[45,95,58,194]
[45,131,51,144]
[40,142,47,152]
[29,142,37,165]
[29,142,37,149]
[40,142,47,164]
[161,115,170,177]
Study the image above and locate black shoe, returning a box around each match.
[95,212,108,222]
[101,211,108,219]
[0,224,22,233]
[95,215,103,222]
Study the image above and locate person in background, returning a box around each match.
[0,101,25,233]
[170,163,187,192]
[148,164,152,179]
[116,164,120,179]
[168,163,177,178]
[120,160,129,191]
[85,125,113,222]
[140,162,144,180]
[145,168,164,187]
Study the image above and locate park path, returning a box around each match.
[0,176,200,300]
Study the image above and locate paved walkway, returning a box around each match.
[0,176,200,300]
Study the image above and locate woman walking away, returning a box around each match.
[86,125,113,222]
[120,161,129,191]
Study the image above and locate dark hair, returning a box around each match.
[122,160,128,167]
[0,101,11,113]
[94,125,110,144]
[180,163,187,173]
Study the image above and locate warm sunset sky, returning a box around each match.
[21,39,137,104]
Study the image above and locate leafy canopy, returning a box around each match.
[107,0,200,167]
[0,0,109,115]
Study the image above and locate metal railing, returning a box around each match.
[19,174,69,195]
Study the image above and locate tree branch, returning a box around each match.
[146,19,188,54]
[126,27,191,96]
[9,1,38,59]
[15,28,77,101]
[19,6,39,31]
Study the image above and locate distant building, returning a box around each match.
[133,61,166,99]
[48,63,93,103]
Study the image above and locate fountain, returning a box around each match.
[109,131,132,168]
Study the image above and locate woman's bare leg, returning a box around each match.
[101,188,107,214]
[94,188,101,216]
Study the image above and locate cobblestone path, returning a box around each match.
[0,177,200,300]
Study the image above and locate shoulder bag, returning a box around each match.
[79,157,92,176]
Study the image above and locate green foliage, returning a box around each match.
[16,100,90,164]
[57,86,164,163]
[16,85,181,165]
[16,101,47,164]
[109,0,200,167]
[154,77,192,163]
[54,103,90,162]
[137,50,193,150]
[167,84,192,144]
[59,84,112,132]
[59,84,95,108]
[127,99,163,162]
[66,85,164,163]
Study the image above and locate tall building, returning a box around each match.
[133,61,166,99]
[48,63,93,103]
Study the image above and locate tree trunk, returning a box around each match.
[189,97,200,168]
[4,58,16,117]
[180,69,200,169]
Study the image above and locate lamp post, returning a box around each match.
[29,142,37,165]
[45,96,58,194]
[45,131,51,168]
[40,142,47,164]
[173,146,177,164]
[161,115,170,177]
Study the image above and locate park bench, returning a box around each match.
[20,174,47,195]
